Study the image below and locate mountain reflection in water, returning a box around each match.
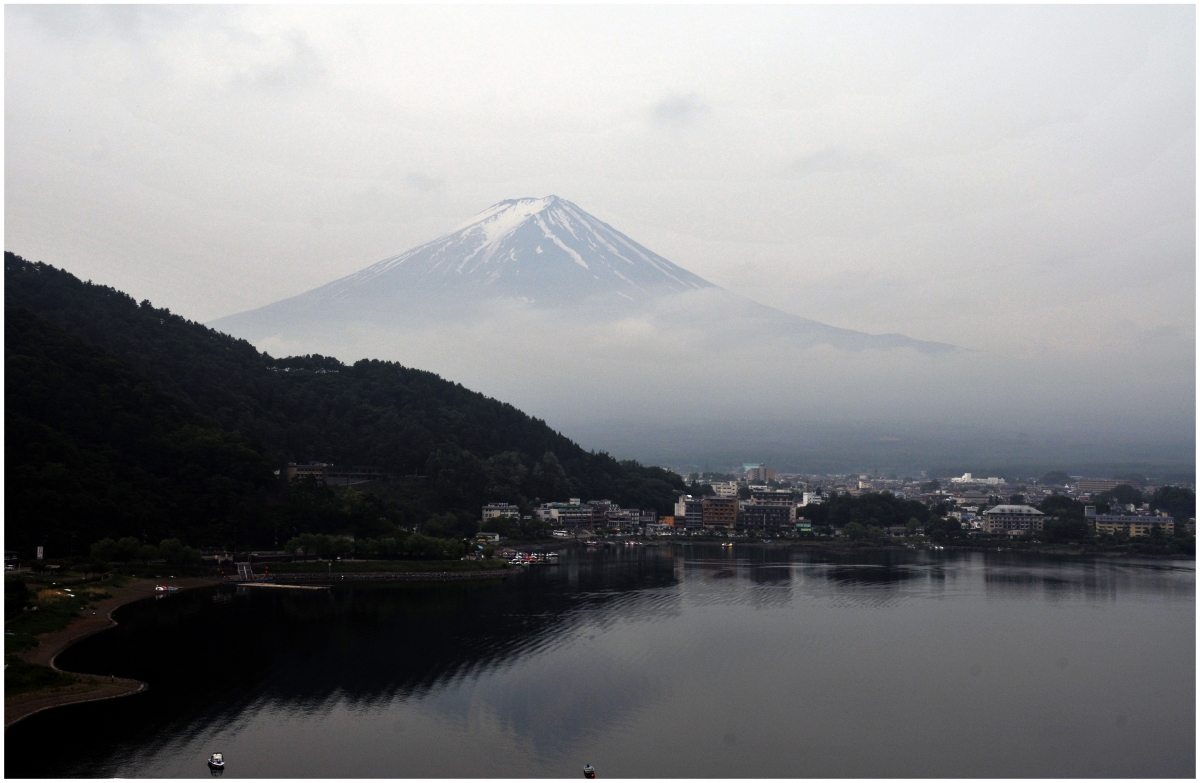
[7,545,1193,778]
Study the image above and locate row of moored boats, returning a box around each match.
[509,551,560,566]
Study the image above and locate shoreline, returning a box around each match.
[274,568,514,583]
[640,539,1195,559]
[5,577,218,728]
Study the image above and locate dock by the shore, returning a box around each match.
[238,582,329,590]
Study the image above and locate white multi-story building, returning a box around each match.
[950,473,1005,486]
[982,505,1045,534]
[709,481,740,498]
[482,503,520,521]
[535,501,593,526]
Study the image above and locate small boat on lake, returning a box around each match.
[207,753,225,770]
[583,764,595,778]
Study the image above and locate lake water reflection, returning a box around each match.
[8,546,1194,778]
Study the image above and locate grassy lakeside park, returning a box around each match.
[5,574,126,654]
[4,572,217,726]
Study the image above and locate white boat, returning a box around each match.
[583,764,595,778]
[208,753,225,770]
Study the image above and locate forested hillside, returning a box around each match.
[6,307,275,554]
[5,253,686,550]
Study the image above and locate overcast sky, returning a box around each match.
[6,4,1195,366]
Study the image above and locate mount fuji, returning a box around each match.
[210,196,956,356]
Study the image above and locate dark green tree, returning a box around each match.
[1095,484,1144,509]
[1149,486,1195,522]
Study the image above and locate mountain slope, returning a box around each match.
[5,306,275,555]
[209,196,957,356]
[5,253,687,523]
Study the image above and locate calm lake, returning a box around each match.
[7,546,1194,778]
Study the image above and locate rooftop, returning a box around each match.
[984,504,1044,515]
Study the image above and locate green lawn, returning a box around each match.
[267,559,511,574]
[5,582,113,654]
[4,655,78,695]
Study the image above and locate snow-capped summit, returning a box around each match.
[210,196,957,357]
[315,195,712,306]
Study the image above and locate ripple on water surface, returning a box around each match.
[7,546,1194,778]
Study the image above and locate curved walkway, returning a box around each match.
[5,577,218,728]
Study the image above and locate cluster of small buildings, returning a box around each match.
[801,470,1189,539]
[664,488,812,536]
[479,464,1191,542]
[945,503,1177,538]
[484,500,658,535]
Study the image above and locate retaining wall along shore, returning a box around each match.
[272,569,514,583]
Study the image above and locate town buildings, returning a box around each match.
[738,504,794,532]
[476,467,1191,543]
[709,481,740,498]
[982,505,1046,535]
[701,496,738,531]
[743,463,775,482]
[1086,507,1176,537]
[1076,479,1128,494]
[676,495,706,532]
[482,503,520,522]
[284,462,382,486]
[534,500,594,526]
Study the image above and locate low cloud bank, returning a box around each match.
[223,289,1194,474]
